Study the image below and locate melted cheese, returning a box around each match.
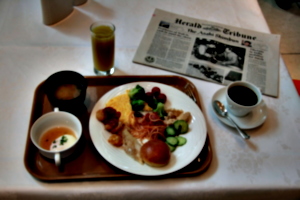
[105,92,132,124]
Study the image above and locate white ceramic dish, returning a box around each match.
[89,82,207,176]
[212,87,267,129]
[30,108,82,166]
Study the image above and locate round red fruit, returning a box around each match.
[151,87,161,97]
[157,93,167,103]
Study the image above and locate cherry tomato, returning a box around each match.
[156,93,167,103]
[151,87,161,97]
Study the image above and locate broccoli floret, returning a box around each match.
[131,99,145,111]
[129,85,146,100]
[147,97,158,109]
[154,102,167,118]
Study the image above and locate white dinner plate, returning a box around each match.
[212,87,268,129]
[89,82,207,176]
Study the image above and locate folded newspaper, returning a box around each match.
[133,9,281,97]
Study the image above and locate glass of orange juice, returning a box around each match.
[90,21,115,76]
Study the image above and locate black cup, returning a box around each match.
[44,71,87,111]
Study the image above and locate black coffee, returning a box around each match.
[228,85,258,106]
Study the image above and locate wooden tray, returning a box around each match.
[24,75,212,181]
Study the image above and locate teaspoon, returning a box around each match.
[213,100,250,140]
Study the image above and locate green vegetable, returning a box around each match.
[173,120,189,134]
[165,126,176,136]
[129,85,146,100]
[147,98,158,109]
[154,102,167,118]
[60,135,68,145]
[166,137,178,146]
[131,99,145,111]
[177,136,187,146]
[167,143,176,152]
[166,136,187,152]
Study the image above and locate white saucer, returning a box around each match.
[211,87,267,129]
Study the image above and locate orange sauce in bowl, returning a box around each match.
[40,127,76,150]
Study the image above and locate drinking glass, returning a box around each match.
[90,21,115,76]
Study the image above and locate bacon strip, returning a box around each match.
[128,112,166,140]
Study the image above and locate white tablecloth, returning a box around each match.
[0,0,299,199]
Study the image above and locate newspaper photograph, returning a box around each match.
[133,9,281,97]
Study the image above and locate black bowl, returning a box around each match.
[44,71,87,111]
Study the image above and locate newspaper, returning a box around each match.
[133,9,281,97]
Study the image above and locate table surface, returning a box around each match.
[0,0,299,199]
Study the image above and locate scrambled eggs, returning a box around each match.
[105,92,132,124]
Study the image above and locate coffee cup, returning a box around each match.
[30,108,82,166]
[226,81,262,117]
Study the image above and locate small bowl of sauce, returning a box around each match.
[30,108,82,166]
[44,71,87,111]
[40,126,77,151]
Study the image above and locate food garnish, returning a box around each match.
[60,135,68,145]
[153,102,167,118]
[96,85,191,167]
